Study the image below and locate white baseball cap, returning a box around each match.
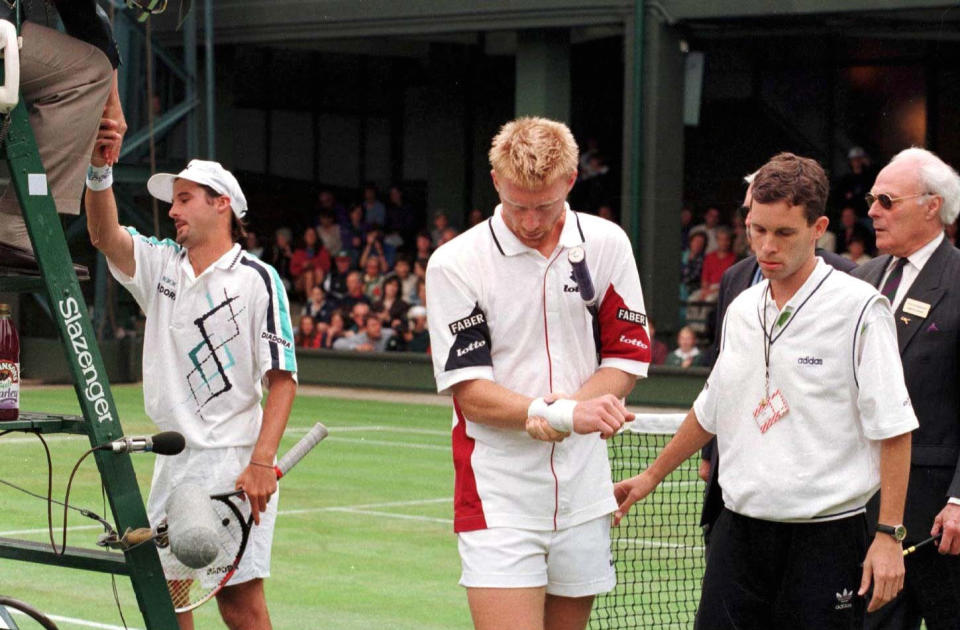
[147,160,248,219]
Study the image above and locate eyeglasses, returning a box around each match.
[865,191,929,210]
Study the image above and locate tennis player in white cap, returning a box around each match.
[85,149,297,630]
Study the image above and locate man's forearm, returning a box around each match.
[648,408,714,482]
[450,379,532,430]
[251,371,297,465]
[877,432,912,526]
[573,367,637,401]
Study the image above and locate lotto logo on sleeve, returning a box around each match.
[598,286,651,363]
[445,304,493,371]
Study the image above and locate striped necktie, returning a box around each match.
[881,257,908,303]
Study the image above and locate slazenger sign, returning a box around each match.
[59,297,114,424]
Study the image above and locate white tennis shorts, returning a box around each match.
[457,514,615,597]
[147,445,278,586]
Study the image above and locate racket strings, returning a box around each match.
[165,495,250,610]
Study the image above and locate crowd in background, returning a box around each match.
[672,146,960,367]
[240,141,620,357]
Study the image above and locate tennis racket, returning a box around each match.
[568,246,601,363]
[163,422,329,613]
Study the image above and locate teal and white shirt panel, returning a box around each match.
[108,229,297,449]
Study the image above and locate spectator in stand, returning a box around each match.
[290,227,331,299]
[731,209,750,259]
[373,276,410,328]
[361,257,384,301]
[333,314,396,352]
[315,210,342,256]
[415,230,433,265]
[467,208,485,228]
[359,229,389,275]
[693,206,723,253]
[362,183,386,227]
[341,204,367,261]
[393,256,418,304]
[686,227,735,332]
[341,271,370,313]
[347,302,371,334]
[267,227,294,292]
[700,227,736,299]
[431,211,450,247]
[680,206,694,250]
[317,189,347,225]
[833,146,876,219]
[244,231,264,259]
[842,236,873,265]
[665,326,702,368]
[438,226,459,246]
[303,285,336,324]
[402,305,430,353]
[321,311,348,349]
[295,315,323,349]
[324,250,353,304]
[680,230,707,305]
[415,276,426,307]
[838,205,875,256]
[648,317,669,366]
[386,185,414,245]
[575,153,613,212]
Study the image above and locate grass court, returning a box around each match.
[0,385,701,629]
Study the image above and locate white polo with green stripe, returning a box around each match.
[108,229,297,449]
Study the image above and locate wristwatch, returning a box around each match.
[877,523,907,542]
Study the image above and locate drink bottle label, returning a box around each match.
[0,360,19,410]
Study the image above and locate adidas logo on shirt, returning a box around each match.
[797,356,823,366]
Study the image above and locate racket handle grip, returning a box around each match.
[276,423,329,479]
[568,246,597,306]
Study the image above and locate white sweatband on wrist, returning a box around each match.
[527,397,577,433]
[86,164,113,191]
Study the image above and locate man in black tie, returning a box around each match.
[853,147,960,630]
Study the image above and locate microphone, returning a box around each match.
[101,431,186,455]
[165,483,221,569]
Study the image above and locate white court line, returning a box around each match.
[281,497,450,516]
[9,608,141,630]
[325,507,451,525]
[0,434,82,445]
[0,524,101,537]
[325,436,448,451]
[286,425,449,437]
[0,498,453,537]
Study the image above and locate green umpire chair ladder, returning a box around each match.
[0,8,178,628]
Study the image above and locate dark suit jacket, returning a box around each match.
[852,238,960,542]
[699,249,858,529]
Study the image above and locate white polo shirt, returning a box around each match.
[427,205,650,532]
[109,229,297,449]
[695,258,918,522]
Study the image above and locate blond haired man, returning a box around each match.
[426,117,651,630]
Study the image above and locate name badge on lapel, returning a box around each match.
[902,298,930,319]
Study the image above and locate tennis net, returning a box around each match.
[590,413,706,629]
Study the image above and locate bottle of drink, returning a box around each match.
[0,303,20,421]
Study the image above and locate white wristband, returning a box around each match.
[86,163,113,191]
[527,397,577,433]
